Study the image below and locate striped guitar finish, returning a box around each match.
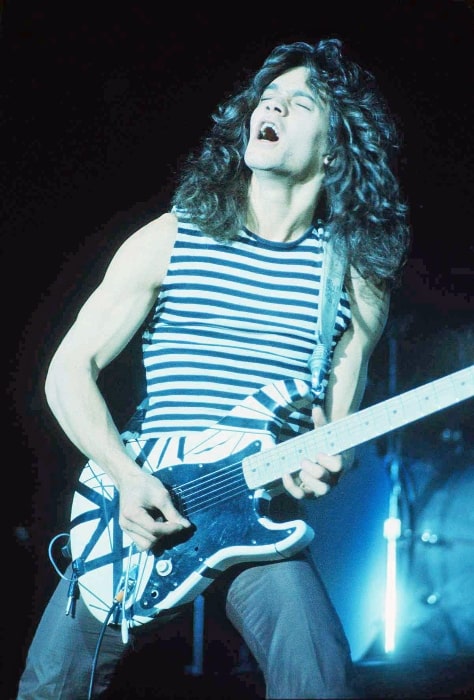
[69,366,473,628]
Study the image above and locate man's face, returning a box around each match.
[245,66,330,182]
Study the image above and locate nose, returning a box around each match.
[264,97,287,115]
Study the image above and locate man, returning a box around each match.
[17,39,410,698]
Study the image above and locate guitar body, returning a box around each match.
[69,367,473,628]
[70,379,315,627]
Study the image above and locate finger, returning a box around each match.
[298,464,335,497]
[120,500,188,541]
[158,500,191,528]
[123,515,191,552]
[301,478,330,497]
[282,473,306,499]
[318,469,340,488]
[146,479,192,528]
[293,471,328,498]
[301,456,342,487]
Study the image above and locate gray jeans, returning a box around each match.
[16,556,358,699]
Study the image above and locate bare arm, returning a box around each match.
[323,268,390,423]
[283,267,390,498]
[45,212,191,549]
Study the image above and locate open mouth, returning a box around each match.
[258,122,279,142]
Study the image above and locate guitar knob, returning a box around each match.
[155,558,173,576]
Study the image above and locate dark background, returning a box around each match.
[2,1,473,697]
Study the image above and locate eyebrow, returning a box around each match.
[263,82,317,103]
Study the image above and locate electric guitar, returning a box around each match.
[69,365,473,628]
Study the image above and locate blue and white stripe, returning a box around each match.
[138,209,351,440]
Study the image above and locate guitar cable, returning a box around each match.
[119,543,139,644]
[47,532,80,615]
[46,532,112,699]
[47,532,72,579]
[87,590,125,700]
[87,545,144,697]
[47,532,131,698]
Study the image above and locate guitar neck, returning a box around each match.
[243,365,473,490]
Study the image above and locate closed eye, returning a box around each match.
[295,99,313,110]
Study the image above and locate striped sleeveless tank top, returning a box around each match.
[136,209,351,441]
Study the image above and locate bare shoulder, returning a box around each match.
[112,211,178,288]
[119,211,177,257]
[346,267,390,344]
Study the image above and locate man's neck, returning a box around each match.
[246,173,323,243]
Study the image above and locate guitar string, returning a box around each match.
[73,367,473,619]
[84,400,472,621]
[88,375,453,527]
[146,458,251,517]
[87,367,473,528]
[77,463,266,617]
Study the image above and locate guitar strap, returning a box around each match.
[308,231,347,400]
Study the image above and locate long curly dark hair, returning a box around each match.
[172,39,411,289]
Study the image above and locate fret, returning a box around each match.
[243,366,473,489]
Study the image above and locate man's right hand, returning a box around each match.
[117,469,192,551]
